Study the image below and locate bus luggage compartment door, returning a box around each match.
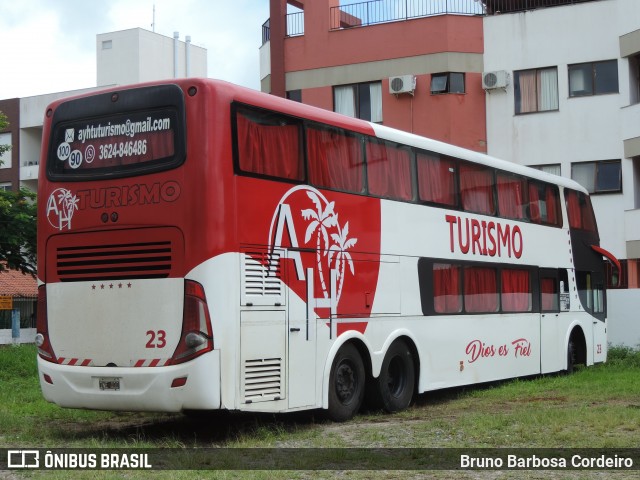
[239,310,286,404]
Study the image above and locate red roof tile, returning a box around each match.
[0,265,37,298]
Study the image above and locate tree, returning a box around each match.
[0,110,37,275]
[0,110,9,161]
[0,188,37,275]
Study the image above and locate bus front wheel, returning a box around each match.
[327,343,365,422]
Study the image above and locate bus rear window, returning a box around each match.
[47,84,186,181]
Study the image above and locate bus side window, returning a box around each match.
[235,107,304,181]
[365,138,413,201]
[433,263,462,314]
[460,163,496,216]
[576,270,605,315]
[306,126,364,193]
[416,152,458,207]
[464,266,499,313]
[559,269,570,311]
[529,181,561,227]
[497,173,527,221]
[540,274,559,312]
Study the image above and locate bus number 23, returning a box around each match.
[146,330,167,349]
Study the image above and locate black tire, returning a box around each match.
[373,340,415,413]
[327,343,365,422]
[566,338,576,374]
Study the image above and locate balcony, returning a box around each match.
[329,0,601,30]
[330,0,483,30]
[261,12,304,46]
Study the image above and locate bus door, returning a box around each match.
[287,262,318,409]
[539,268,570,373]
[576,269,607,363]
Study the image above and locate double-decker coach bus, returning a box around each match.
[36,79,619,421]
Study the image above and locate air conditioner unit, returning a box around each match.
[389,75,416,95]
[482,71,509,90]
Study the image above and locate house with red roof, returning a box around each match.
[0,265,37,344]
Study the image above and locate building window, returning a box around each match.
[0,182,12,191]
[430,73,465,94]
[334,82,382,122]
[101,40,112,50]
[514,67,559,114]
[569,60,618,97]
[571,160,622,194]
[530,164,561,177]
[630,54,640,105]
[286,90,302,103]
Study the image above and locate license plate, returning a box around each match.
[98,377,121,391]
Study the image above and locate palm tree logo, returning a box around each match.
[328,221,357,302]
[268,185,359,306]
[300,190,357,303]
[46,188,80,230]
[302,191,337,298]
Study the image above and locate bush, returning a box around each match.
[607,345,640,368]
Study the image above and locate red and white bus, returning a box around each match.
[36,79,618,421]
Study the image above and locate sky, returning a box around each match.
[0,0,270,100]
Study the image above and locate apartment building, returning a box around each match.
[261,0,639,345]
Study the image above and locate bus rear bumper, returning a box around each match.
[37,350,221,412]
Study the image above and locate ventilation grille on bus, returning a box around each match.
[56,241,173,282]
[242,249,284,305]
[243,357,283,402]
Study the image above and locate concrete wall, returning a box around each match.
[97,29,207,88]
[608,290,640,347]
[0,328,36,345]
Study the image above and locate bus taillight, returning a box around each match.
[35,285,57,363]
[170,280,214,365]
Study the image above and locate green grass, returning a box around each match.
[1,344,639,479]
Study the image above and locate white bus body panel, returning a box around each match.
[47,279,183,367]
[38,351,220,411]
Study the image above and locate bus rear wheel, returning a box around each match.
[371,340,415,413]
[327,343,365,422]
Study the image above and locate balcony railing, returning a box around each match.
[287,12,304,37]
[261,12,304,46]
[262,0,601,42]
[330,0,600,30]
[330,0,484,29]
[262,19,270,45]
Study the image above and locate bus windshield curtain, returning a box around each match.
[497,174,526,219]
[417,153,457,206]
[433,263,461,313]
[307,127,363,192]
[464,266,498,313]
[366,141,412,200]
[236,113,302,180]
[566,190,596,231]
[501,269,531,312]
[460,164,495,215]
